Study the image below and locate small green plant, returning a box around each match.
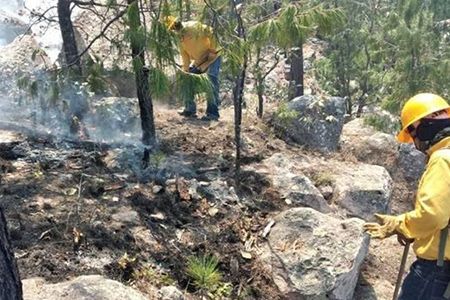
[186,255,223,297]
[149,152,166,169]
[314,172,335,186]
[275,103,299,129]
[363,113,401,135]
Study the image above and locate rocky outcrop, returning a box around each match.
[22,275,148,300]
[333,162,393,221]
[340,118,398,170]
[273,95,346,152]
[262,208,369,300]
[340,118,426,182]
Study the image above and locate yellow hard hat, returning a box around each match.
[162,15,178,30]
[397,93,450,143]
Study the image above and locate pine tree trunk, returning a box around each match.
[289,45,304,99]
[233,67,246,178]
[57,0,82,77]
[0,204,23,300]
[126,0,155,146]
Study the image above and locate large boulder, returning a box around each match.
[340,118,398,170]
[333,162,393,221]
[261,154,331,213]
[262,208,369,299]
[340,118,426,183]
[273,95,345,152]
[23,275,148,300]
[398,143,426,182]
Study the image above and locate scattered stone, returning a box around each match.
[22,275,148,300]
[111,207,140,226]
[157,286,184,300]
[262,208,369,300]
[152,185,163,194]
[273,95,346,152]
[199,179,239,204]
[318,185,333,200]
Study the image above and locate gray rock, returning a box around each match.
[260,153,331,213]
[199,179,239,204]
[273,173,331,213]
[273,95,346,152]
[111,207,140,226]
[398,143,426,182]
[158,286,184,300]
[340,118,398,171]
[333,163,393,221]
[262,208,369,300]
[23,275,148,300]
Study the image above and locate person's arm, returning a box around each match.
[396,152,450,239]
[180,46,191,72]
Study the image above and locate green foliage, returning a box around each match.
[149,68,170,99]
[314,0,450,114]
[276,103,298,123]
[363,113,401,135]
[85,55,108,94]
[176,71,213,104]
[186,255,223,294]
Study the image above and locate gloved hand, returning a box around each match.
[363,213,401,239]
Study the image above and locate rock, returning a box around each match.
[273,95,345,152]
[340,118,398,171]
[398,143,426,182]
[262,208,369,300]
[273,172,331,213]
[333,163,393,221]
[158,286,184,300]
[318,185,333,200]
[153,185,163,194]
[111,207,140,227]
[199,179,239,204]
[261,154,330,213]
[23,275,148,300]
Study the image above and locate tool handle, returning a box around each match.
[392,241,411,300]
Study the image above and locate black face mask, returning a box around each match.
[416,118,450,141]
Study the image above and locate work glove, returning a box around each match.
[363,213,401,239]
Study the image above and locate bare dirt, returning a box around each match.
[0,101,419,300]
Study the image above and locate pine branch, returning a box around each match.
[72,0,127,8]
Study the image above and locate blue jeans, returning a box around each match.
[185,57,221,118]
[398,258,450,300]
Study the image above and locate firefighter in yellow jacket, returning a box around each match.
[164,16,221,121]
[364,93,450,299]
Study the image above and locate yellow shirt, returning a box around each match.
[397,137,450,260]
[179,21,220,72]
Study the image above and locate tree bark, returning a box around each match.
[0,203,23,300]
[126,0,155,145]
[289,45,304,99]
[57,0,82,78]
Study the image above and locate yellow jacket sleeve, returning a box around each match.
[397,151,450,239]
[180,46,191,72]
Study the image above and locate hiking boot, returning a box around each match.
[178,109,197,118]
[200,114,219,122]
